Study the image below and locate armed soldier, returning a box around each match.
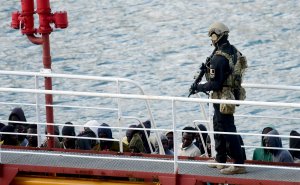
[189,22,247,175]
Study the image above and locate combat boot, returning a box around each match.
[207,159,226,169]
[220,165,246,175]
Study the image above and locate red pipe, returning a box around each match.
[26,33,54,148]
[20,0,35,34]
[12,0,68,149]
[42,33,55,148]
[26,34,43,45]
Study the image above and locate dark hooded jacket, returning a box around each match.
[264,130,293,163]
[252,127,273,162]
[289,130,300,160]
[76,130,97,150]
[8,107,28,146]
[138,120,153,153]
[76,120,99,150]
[97,123,128,152]
[62,122,76,136]
[124,124,137,144]
[61,122,76,149]
[0,123,5,130]
[42,125,61,148]
[0,125,19,145]
[98,123,113,150]
[8,107,27,124]
[153,134,174,155]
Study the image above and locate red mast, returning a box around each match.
[11,0,68,148]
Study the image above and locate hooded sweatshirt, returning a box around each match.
[252,127,273,162]
[137,120,153,153]
[289,130,300,162]
[153,134,174,155]
[76,120,99,150]
[0,125,19,145]
[8,107,28,146]
[264,129,293,163]
[98,123,113,150]
[8,107,27,124]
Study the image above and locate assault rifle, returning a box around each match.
[188,48,217,97]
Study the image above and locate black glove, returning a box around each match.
[189,83,198,95]
[200,63,207,71]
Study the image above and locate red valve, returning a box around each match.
[20,0,35,34]
[11,11,21,29]
[36,0,52,34]
[53,11,68,29]
[12,0,68,34]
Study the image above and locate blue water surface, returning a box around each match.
[0,0,300,158]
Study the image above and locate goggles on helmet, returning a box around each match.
[208,28,229,37]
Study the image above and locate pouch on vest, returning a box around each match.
[215,47,247,101]
[232,54,247,101]
[220,87,235,114]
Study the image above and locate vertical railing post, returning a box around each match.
[34,75,42,147]
[208,93,216,157]
[172,99,178,174]
[116,80,123,153]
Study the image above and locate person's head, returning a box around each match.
[45,125,61,142]
[126,124,137,143]
[98,123,112,138]
[62,122,75,136]
[76,120,99,150]
[0,125,18,146]
[45,125,60,135]
[262,127,274,147]
[27,124,38,147]
[208,22,229,47]
[194,124,208,144]
[8,107,27,133]
[98,123,113,150]
[182,126,196,148]
[8,107,28,142]
[154,134,169,151]
[83,120,99,137]
[8,107,27,123]
[263,129,282,154]
[160,135,169,150]
[165,131,174,150]
[289,130,300,159]
[138,120,151,138]
[62,122,76,149]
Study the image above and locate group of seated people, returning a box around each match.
[0,107,299,164]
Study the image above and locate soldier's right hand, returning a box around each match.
[189,83,198,94]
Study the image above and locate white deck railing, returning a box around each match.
[0,70,299,173]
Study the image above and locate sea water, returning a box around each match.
[0,0,300,158]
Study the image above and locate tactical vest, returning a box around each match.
[211,46,248,101]
[208,46,247,114]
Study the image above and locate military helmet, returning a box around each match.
[208,22,229,37]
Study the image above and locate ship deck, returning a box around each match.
[1,147,300,185]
